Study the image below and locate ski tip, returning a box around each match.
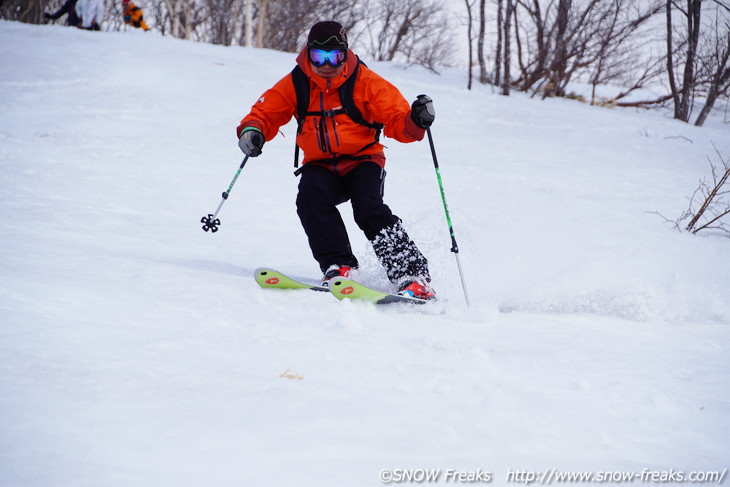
[254,267,330,292]
[254,267,281,288]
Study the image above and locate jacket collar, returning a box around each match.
[295,47,357,92]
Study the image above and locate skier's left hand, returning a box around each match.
[411,94,435,128]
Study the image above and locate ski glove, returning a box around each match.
[238,128,265,157]
[410,94,435,128]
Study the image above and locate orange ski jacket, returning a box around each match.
[237,48,425,175]
[123,1,149,31]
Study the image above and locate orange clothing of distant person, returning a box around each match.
[122,0,149,31]
[237,48,425,176]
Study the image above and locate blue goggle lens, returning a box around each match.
[308,48,347,68]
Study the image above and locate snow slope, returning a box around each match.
[1,21,729,486]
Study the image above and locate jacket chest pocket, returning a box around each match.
[307,113,341,154]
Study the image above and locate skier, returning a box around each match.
[237,21,437,300]
[76,0,104,30]
[122,0,149,31]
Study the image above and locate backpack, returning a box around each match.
[291,57,384,172]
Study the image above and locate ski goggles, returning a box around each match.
[308,47,347,68]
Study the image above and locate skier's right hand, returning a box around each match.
[238,128,265,157]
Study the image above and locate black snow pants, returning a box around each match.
[296,161,430,283]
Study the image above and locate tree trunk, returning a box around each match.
[465,0,474,90]
[667,0,703,122]
[544,0,571,98]
[666,0,681,118]
[163,0,180,38]
[495,0,503,88]
[695,32,730,126]
[256,0,268,48]
[502,0,513,95]
[244,0,252,47]
[678,0,702,121]
[478,0,487,84]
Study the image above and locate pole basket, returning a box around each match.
[201,214,221,233]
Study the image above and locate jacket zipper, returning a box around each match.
[313,117,325,152]
[325,79,340,149]
[331,118,340,148]
[318,80,342,175]
[319,92,334,155]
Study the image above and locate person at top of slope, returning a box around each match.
[236,21,437,300]
[122,0,150,31]
[44,0,80,27]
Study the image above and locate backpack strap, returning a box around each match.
[291,65,309,168]
[339,60,384,134]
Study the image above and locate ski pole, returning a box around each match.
[201,154,250,233]
[426,127,471,307]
